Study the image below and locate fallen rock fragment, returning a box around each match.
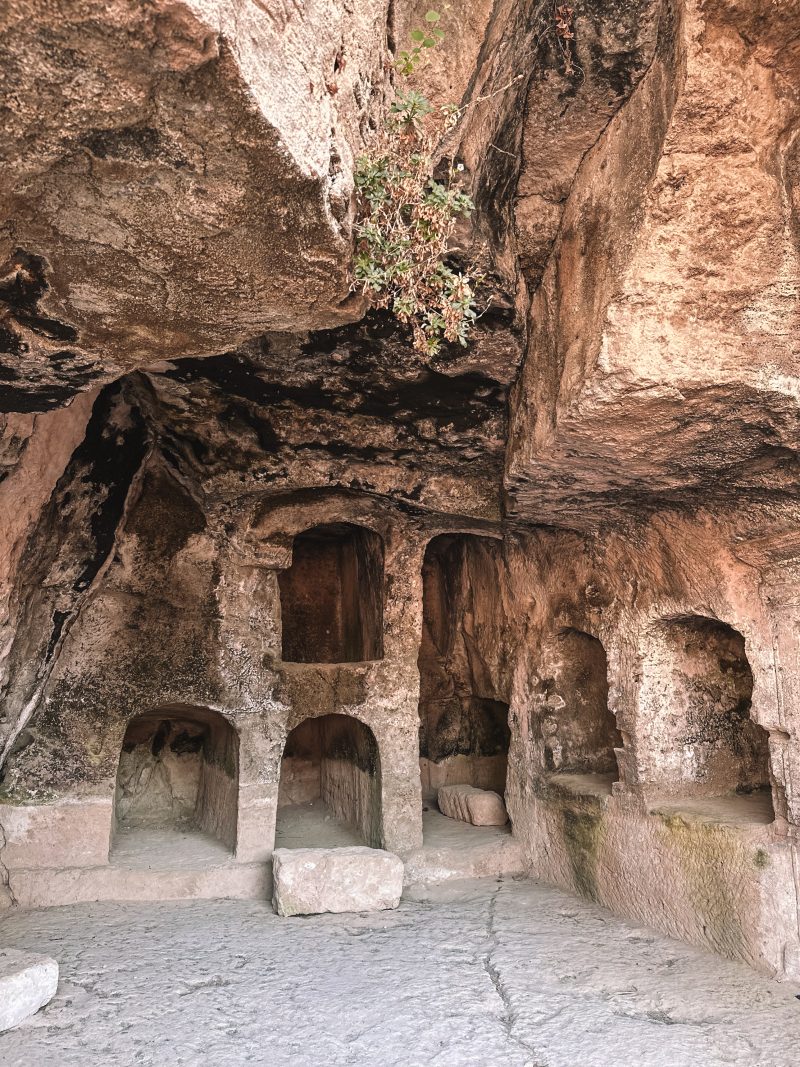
[272,847,404,916]
[437,784,509,826]
[0,949,59,1033]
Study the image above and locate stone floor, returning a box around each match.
[274,800,364,848]
[420,807,515,848]
[110,827,235,869]
[273,798,518,851]
[110,803,519,866]
[1,877,799,1066]
[274,800,525,886]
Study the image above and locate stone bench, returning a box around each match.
[0,949,59,1033]
[272,846,404,916]
[437,784,509,826]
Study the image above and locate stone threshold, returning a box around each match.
[8,861,271,908]
[7,818,528,907]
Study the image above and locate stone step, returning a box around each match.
[272,846,404,916]
[403,836,526,888]
[7,862,270,908]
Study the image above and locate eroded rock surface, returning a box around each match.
[0,0,391,404]
[507,0,800,529]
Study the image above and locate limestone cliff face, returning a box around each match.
[0,0,799,977]
[507,0,800,534]
[1,0,391,399]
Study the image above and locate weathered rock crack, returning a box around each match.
[482,882,545,1065]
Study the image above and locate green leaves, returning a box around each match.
[396,9,445,74]
[354,155,393,210]
[353,11,479,356]
[353,148,479,353]
[422,10,444,46]
[390,89,433,123]
[396,50,416,76]
[390,89,432,114]
[422,180,475,220]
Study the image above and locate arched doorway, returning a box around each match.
[639,616,773,819]
[417,533,511,827]
[275,714,382,848]
[537,628,623,794]
[416,533,509,857]
[278,523,384,663]
[111,705,239,861]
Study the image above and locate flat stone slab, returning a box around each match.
[438,784,509,826]
[0,949,59,1033]
[272,846,404,916]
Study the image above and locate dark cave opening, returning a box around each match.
[417,533,510,801]
[278,523,384,663]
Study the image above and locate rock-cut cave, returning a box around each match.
[0,0,799,1062]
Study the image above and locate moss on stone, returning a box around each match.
[659,812,747,961]
[561,806,604,902]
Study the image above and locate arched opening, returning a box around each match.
[418,534,511,833]
[275,714,382,848]
[278,523,384,663]
[111,706,239,863]
[640,616,774,820]
[538,629,623,795]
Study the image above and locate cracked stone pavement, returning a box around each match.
[1,878,799,1065]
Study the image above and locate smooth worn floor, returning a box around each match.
[273,799,516,851]
[1,877,799,1066]
[421,806,514,847]
[649,790,776,826]
[110,827,235,869]
[274,800,364,848]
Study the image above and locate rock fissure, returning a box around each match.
[481,883,543,1063]
[0,382,153,775]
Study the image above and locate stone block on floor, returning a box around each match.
[0,949,59,1033]
[272,846,404,916]
[437,784,508,826]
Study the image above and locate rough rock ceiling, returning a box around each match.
[147,322,514,515]
[0,0,798,549]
